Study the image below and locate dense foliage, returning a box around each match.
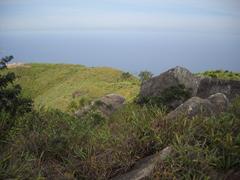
[0,56,32,141]
[1,97,239,179]
[0,56,32,116]
[152,96,240,179]
[0,104,165,179]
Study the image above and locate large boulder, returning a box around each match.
[75,94,125,118]
[140,66,199,98]
[166,93,229,120]
[95,94,126,117]
[196,77,240,102]
[139,66,199,109]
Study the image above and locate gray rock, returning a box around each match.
[166,97,214,120]
[75,94,125,118]
[139,66,199,109]
[111,146,172,180]
[140,66,199,98]
[166,93,230,120]
[95,94,126,117]
[208,93,229,113]
[196,77,240,102]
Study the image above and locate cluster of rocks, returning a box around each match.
[140,66,240,119]
[74,67,240,179]
[75,66,240,121]
[108,66,239,180]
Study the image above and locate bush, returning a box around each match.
[0,56,32,144]
[138,70,153,82]
[0,104,167,179]
[121,72,132,80]
[152,111,240,179]
[0,56,32,116]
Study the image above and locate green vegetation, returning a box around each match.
[152,96,240,179]
[198,70,240,80]
[138,70,153,82]
[0,56,32,141]
[0,104,165,179]
[2,63,139,111]
[1,64,240,179]
[0,56,32,116]
[1,97,239,179]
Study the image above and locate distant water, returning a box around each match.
[0,31,240,74]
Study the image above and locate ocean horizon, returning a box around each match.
[1,30,240,74]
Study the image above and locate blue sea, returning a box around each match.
[0,30,239,74]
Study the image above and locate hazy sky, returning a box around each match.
[1,0,240,34]
[0,0,240,73]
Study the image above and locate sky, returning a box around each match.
[1,0,240,33]
[0,0,240,73]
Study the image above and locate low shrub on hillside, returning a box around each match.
[0,104,166,179]
[67,96,92,113]
[152,98,240,179]
[1,97,240,179]
[121,72,133,80]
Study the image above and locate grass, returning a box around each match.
[197,70,240,80]
[0,104,166,179]
[1,97,240,179]
[1,64,240,179]
[150,97,240,180]
[3,63,139,111]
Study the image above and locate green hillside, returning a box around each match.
[1,62,240,179]
[5,65,240,112]
[6,63,140,111]
[197,70,240,80]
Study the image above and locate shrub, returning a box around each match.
[121,72,132,80]
[0,104,167,179]
[0,56,32,143]
[138,70,153,82]
[152,110,240,179]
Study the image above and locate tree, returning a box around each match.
[0,56,32,116]
[138,70,153,82]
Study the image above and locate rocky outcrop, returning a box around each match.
[139,67,240,109]
[196,77,240,102]
[111,146,172,180]
[139,66,199,109]
[166,93,229,120]
[75,94,125,118]
[140,66,199,98]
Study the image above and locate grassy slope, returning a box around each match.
[197,70,240,80]
[8,63,140,111]
[1,66,240,179]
